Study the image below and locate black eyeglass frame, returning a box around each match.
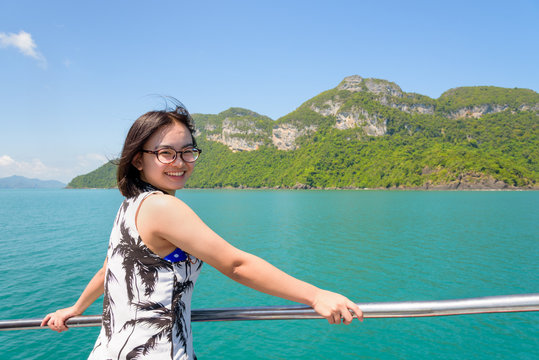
[141,148,202,164]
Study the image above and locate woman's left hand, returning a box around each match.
[311,289,363,324]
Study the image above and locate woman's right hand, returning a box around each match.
[41,306,81,332]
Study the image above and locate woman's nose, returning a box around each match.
[172,154,186,165]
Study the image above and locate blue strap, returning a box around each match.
[163,247,188,263]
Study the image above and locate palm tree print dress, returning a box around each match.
[88,189,202,360]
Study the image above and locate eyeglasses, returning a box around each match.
[141,147,202,164]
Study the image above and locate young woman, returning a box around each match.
[42,103,363,359]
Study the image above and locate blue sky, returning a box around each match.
[0,0,537,182]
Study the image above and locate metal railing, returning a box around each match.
[1,293,538,331]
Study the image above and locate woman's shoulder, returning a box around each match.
[139,192,192,216]
[137,193,199,238]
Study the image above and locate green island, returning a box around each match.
[68,75,539,190]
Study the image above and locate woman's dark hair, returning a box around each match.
[117,102,197,198]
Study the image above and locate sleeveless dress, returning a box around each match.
[88,190,203,360]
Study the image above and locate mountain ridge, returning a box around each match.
[67,75,539,190]
[0,175,65,189]
[193,75,538,152]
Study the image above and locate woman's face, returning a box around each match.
[132,121,196,195]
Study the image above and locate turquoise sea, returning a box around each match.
[0,189,537,359]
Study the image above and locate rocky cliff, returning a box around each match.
[194,76,538,152]
[194,108,273,151]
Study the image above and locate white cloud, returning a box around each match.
[0,153,109,183]
[0,30,47,68]
[0,156,47,175]
[79,153,108,163]
[75,153,109,171]
[0,156,64,182]
[0,155,15,166]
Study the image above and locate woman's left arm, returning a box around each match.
[211,249,362,324]
[138,195,363,324]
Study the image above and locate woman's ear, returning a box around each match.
[132,152,143,171]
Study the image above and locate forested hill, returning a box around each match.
[67,75,539,190]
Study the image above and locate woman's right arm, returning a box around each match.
[41,258,107,332]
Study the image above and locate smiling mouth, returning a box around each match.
[166,171,185,177]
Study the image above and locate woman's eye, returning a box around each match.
[159,149,176,157]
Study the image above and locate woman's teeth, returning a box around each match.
[166,171,185,177]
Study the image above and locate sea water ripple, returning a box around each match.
[0,189,537,359]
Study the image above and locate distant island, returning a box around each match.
[68,75,539,190]
[0,175,65,189]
